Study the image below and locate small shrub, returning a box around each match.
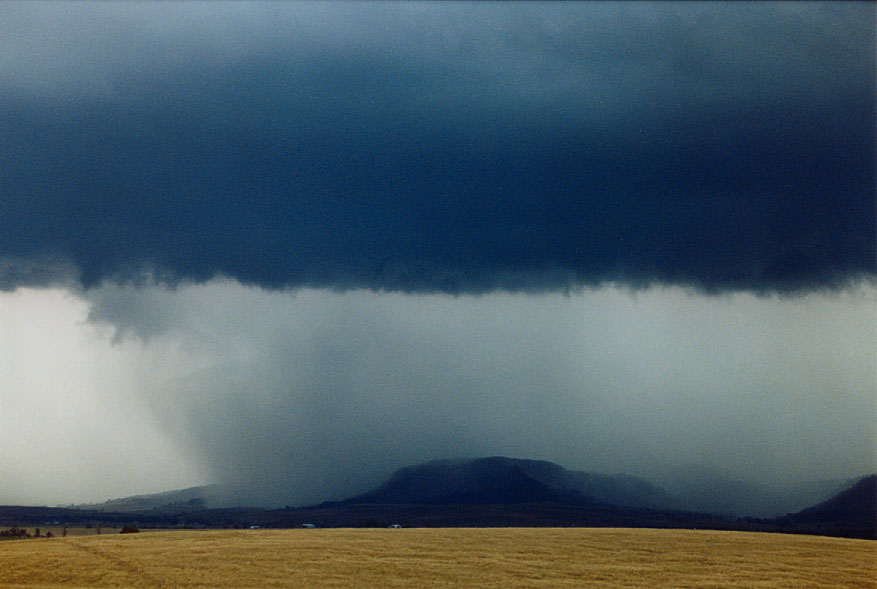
[120,526,140,534]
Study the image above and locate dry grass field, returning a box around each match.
[0,527,873,588]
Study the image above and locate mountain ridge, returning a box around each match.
[329,456,679,511]
[57,458,874,525]
[3,458,873,539]
[70,485,217,513]
[777,475,876,525]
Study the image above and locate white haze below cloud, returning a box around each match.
[0,288,208,505]
[1,281,874,506]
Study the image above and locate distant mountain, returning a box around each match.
[72,485,216,513]
[774,475,876,539]
[58,459,874,534]
[3,463,872,539]
[332,457,678,510]
[773,476,865,516]
[781,475,876,523]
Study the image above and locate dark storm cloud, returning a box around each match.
[1,2,873,293]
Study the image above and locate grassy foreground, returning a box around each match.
[0,528,873,588]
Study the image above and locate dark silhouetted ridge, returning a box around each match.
[775,475,876,539]
[786,475,876,523]
[339,457,570,505]
[331,457,676,509]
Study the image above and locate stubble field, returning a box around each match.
[0,527,873,588]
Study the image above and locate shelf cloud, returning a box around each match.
[2,2,873,294]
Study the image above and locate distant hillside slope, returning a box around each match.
[72,485,215,513]
[333,457,678,510]
[775,475,876,539]
[783,475,876,523]
[775,476,864,516]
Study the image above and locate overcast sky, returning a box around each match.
[1,2,874,506]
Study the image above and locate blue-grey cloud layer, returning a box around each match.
[2,2,873,293]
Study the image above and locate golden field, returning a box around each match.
[0,527,873,588]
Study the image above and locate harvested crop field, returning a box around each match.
[0,527,873,588]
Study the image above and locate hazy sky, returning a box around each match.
[1,2,874,506]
